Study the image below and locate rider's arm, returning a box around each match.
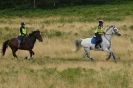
[102,28,106,34]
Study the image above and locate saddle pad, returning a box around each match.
[91,37,97,44]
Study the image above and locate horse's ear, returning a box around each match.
[110,25,115,28]
[109,25,113,28]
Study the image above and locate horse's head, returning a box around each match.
[107,25,121,36]
[30,30,43,42]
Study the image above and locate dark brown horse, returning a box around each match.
[2,30,43,59]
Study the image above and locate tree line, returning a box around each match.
[0,0,132,9]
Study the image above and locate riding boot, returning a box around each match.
[99,44,101,48]
[95,43,99,49]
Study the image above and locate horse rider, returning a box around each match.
[94,20,105,48]
[18,22,28,46]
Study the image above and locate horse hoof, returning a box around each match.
[30,57,33,60]
[90,58,94,62]
[25,57,33,60]
[25,57,28,59]
[106,58,109,61]
[114,60,117,63]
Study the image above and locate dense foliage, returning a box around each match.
[0,0,132,9]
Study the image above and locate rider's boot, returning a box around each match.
[95,43,99,49]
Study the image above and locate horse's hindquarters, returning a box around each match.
[81,38,93,48]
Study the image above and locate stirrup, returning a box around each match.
[95,46,99,49]
[95,44,101,49]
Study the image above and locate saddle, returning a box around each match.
[91,36,102,49]
[91,36,97,44]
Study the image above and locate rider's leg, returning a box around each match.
[95,39,101,48]
[20,36,24,46]
[95,42,98,48]
[99,35,102,48]
[95,37,99,48]
[95,33,99,48]
[95,34,102,48]
[96,40,101,48]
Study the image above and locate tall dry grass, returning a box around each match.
[0,16,133,88]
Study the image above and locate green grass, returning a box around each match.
[0,3,133,21]
[0,58,132,88]
[60,68,82,83]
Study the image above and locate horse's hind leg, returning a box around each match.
[11,48,18,59]
[84,48,94,61]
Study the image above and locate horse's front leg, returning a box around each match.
[103,47,111,60]
[29,50,34,59]
[84,47,94,61]
[103,47,117,62]
[31,50,35,55]
[26,50,34,60]
[107,51,117,63]
[111,52,117,63]
[106,52,111,61]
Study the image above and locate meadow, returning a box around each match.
[0,3,133,88]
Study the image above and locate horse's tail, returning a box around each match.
[2,40,9,56]
[75,38,82,52]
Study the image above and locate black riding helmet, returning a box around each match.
[98,20,103,26]
[99,20,103,23]
[21,22,25,26]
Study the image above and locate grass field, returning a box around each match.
[0,3,133,88]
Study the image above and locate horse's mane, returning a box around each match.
[105,25,115,32]
[29,31,35,37]
[29,30,40,37]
